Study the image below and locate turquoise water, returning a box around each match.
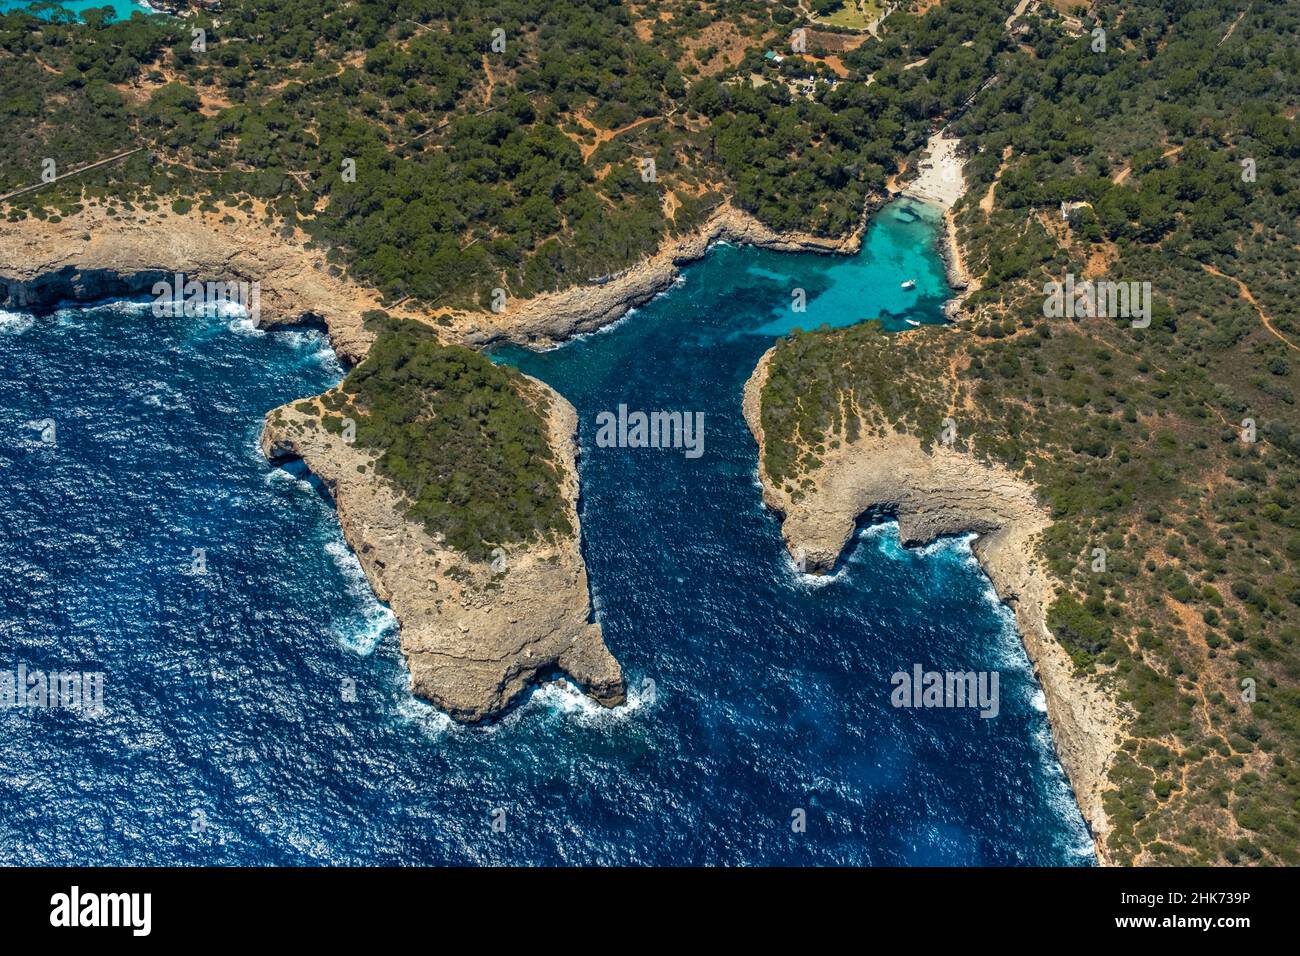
[0,199,1094,864]
[0,1,157,21]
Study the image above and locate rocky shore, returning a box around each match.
[447,203,869,349]
[260,382,624,721]
[0,190,1021,735]
[0,203,627,720]
[0,200,869,357]
[743,347,1121,862]
[0,205,379,365]
[0,197,872,721]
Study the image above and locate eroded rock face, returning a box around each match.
[449,204,870,349]
[260,383,624,721]
[0,207,377,365]
[743,347,1121,861]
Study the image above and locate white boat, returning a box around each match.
[901,279,916,290]
[905,318,921,326]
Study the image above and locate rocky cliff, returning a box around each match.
[743,346,1120,861]
[0,206,377,364]
[261,384,624,720]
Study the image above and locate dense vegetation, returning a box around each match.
[762,0,1300,865]
[309,316,572,560]
[0,0,964,307]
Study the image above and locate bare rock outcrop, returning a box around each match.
[0,206,378,364]
[743,347,1120,861]
[260,384,624,720]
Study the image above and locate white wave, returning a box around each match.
[395,694,455,738]
[54,300,153,323]
[913,531,977,559]
[334,606,395,656]
[797,567,844,588]
[324,540,397,656]
[226,316,266,337]
[264,468,314,494]
[141,385,191,411]
[0,310,34,335]
[1030,688,1048,713]
[783,550,843,588]
[861,522,908,560]
[516,675,655,726]
[273,330,313,348]
[1030,716,1098,859]
[272,328,343,374]
[111,300,157,316]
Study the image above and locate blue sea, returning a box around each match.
[0,200,1095,864]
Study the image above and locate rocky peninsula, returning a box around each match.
[0,203,629,720]
[743,346,1121,861]
[260,383,624,720]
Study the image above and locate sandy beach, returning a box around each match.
[902,130,968,210]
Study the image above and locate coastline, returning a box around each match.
[0,196,871,721]
[897,130,975,315]
[1,177,1121,856]
[259,379,625,721]
[0,181,1097,780]
[0,198,872,356]
[444,202,874,349]
[743,347,1121,863]
[0,202,629,720]
[0,204,382,365]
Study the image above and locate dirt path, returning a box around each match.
[575,114,663,164]
[1202,262,1299,351]
[481,53,496,105]
[980,145,1013,215]
[1113,145,1182,185]
[0,147,144,204]
[1219,2,1252,46]
[1006,0,1031,31]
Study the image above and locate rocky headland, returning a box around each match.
[743,346,1121,861]
[260,384,624,720]
[0,204,379,365]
